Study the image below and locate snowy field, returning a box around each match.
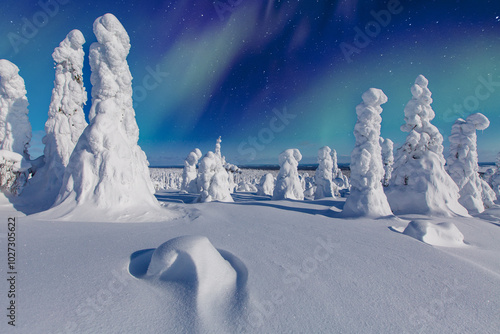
[1,170,499,333]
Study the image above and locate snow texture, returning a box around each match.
[50,14,159,219]
[181,148,202,193]
[402,220,465,247]
[314,146,337,199]
[272,148,304,200]
[386,75,468,217]
[489,152,500,197]
[257,173,275,196]
[24,30,88,210]
[342,88,392,218]
[236,181,257,192]
[196,151,233,202]
[447,113,491,214]
[0,59,31,159]
[380,138,394,187]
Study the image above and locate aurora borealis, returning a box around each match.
[1,0,499,165]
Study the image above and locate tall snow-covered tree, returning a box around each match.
[24,30,88,209]
[272,148,304,200]
[181,148,202,193]
[386,75,468,216]
[314,146,337,199]
[342,88,392,218]
[0,59,31,159]
[196,151,233,202]
[447,113,491,213]
[51,14,159,218]
[380,138,394,187]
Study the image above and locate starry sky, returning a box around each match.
[1,0,499,165]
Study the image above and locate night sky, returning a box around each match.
[1,0,500,165]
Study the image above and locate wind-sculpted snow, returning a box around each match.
[342,88,392,218]
[130,235,248,332]
[448,113,493,213]
[380,138,393,187]
[387,75,468,217]
[48,14,161,220]
[401,221,465,247]
[0,59,31,159]
[273,148,304,200]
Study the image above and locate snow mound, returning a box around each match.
[140,235,246,331]
[146,236,237,286]
[402,220,465,247]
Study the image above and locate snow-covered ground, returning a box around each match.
[1,170,499,333]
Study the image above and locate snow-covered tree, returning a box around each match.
[0,150,30,195]
[447,113,491,213]
[342,88,392,218]
[490,152,500,197]
[23,30,88,209]
[196,151,233,202]
[0,59,31,159]
[272,148,304,200]
[314,146,337,199]
[380,138,394,187]
[386,75,468,216]
[257,173,274,196]
[215,136,222,160]
[51,14,159,216]
[181,148,202,193]
[331,148,349,192]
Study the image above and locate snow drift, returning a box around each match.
[402,220,465,247]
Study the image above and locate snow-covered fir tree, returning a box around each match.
[0,59,31,159]
[331,148,349,192]
[23,30,88,209]
[380,138,394,187]
[342,88,392,217]
[447,113,492,213]
[196,151,233,202]
[257,173,274,196]
[386,75,468,216]
[181,148,202,193]
[51,14,159,216]
[489,152,500,197]
[314,146,337,199]
[272,148,304,200]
